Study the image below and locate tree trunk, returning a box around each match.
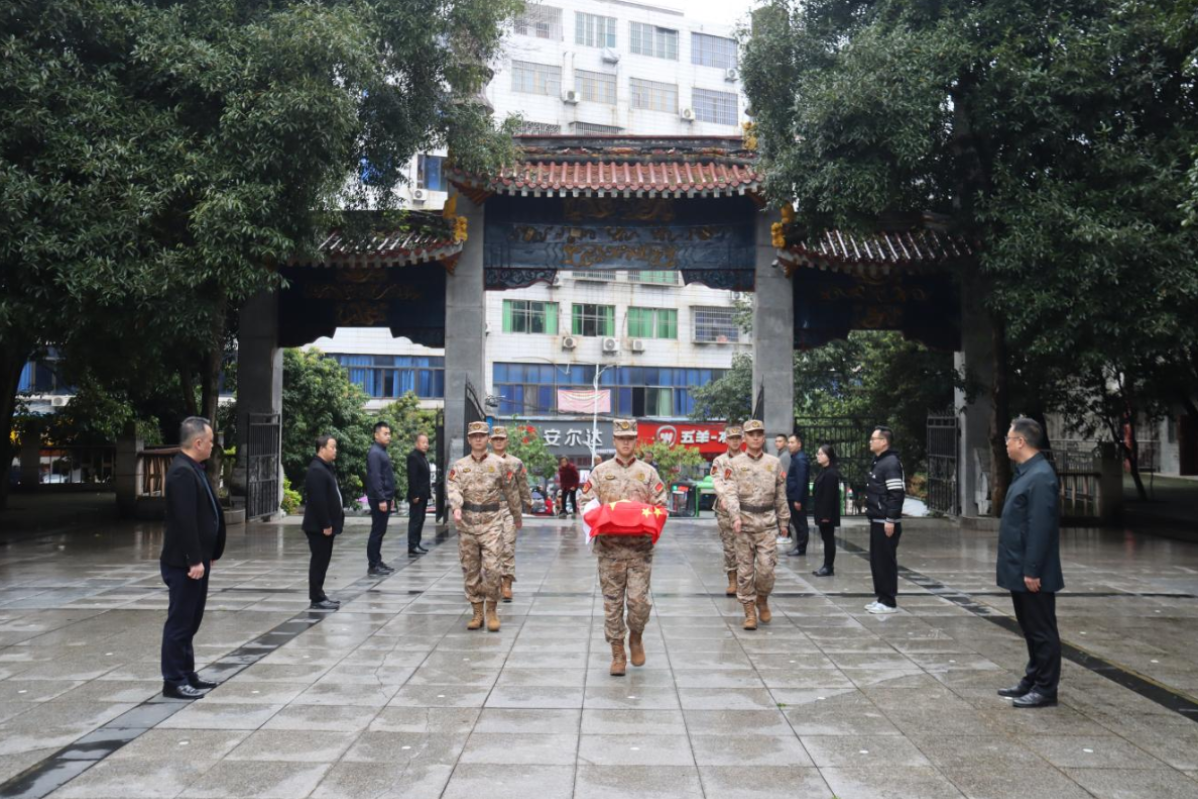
[0,343,32,510]
[179,365,198,419]
[199,293,227,503]
[1125,411,1148,502]
[989,316,1011,515]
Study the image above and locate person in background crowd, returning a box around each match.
[775,434,792,544]
[811,444,841,577]
[997,416,1064,709]
[302,434,344,610]
[558,456,580,517]
[710,425,744,597]
[865,426,904,614]
[785,432,810,557]
[406,432,431,557]
[159,416,226,699]
[365,421,396,576]
[490,426,532,601]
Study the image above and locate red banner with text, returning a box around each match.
[637,422,731,457]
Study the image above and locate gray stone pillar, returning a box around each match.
[751,209,794,436]
[236,288,283,511]
[18,419,41,490]
[114,421,143,518]
[443,192,487,460]
[956,278,994,517]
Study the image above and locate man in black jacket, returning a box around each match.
[160,416,226,699]
[303,435,345,610]
[997,417,1064,708]
[865,426,904,614]
[365,421,396,576]
[785,433,810,556]
[406,432,432,557]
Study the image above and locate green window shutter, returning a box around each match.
[662,309,677,339]
[627,308,642,338]
[545,302,558,335]
[572,305,583,335]
[602,305,615,336]
[502,301,514,333]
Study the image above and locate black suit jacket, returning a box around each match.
[366,442,395,505]
[811,466,841,527]
[302,456,345,536]
[161,453,226,568]
[407,449,431,503]
[997,453,1064,593]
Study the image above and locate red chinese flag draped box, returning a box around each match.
[584,500,668,544]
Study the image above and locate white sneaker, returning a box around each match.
[868,603,898,614]
[864,601,882,611]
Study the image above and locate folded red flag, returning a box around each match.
[584,500,668,544]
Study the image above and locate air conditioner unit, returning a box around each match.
[485,321,491,335]
[724,68,738,82]
[602,47,620,64]
[630,339,647,353]
[601,337,619,354]
[51,396,69,407]
[561,335,578,350]
[551,274,563,287]
[412,188,426,201]
[680,107,695,122]
[563,89,580,104]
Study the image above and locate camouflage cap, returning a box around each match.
[489,426,508,439]
[742,419,766,433]
[612,418,638,438]
[725,425,744,439]
[467,421,490,437]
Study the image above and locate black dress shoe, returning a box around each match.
[310,599,340,610]
[1012,690,1058,708]
[323,597,341,606]
[408,550,420,558]
[368,565,389,576]
[163,683,207,700]
[378,562,395,573]
[997,683,1033,698]
[188,677,218,690]
[812,566,834,577]
[416,545,429,553]
[786,549,804,557]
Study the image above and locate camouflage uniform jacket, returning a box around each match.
[716,451,790,533]
[581,456,669,561]
[497,453,532,516]
[710,449,741,521]
[446,452,523,527]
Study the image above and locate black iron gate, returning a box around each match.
[247,412,281,520]
[926,409,960,516]
[795,417,873,515]
[434,408,446,523]
[463,380,486,459]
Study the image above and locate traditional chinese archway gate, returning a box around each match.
[239,135,992,518]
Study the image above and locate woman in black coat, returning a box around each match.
[811,444,842,577]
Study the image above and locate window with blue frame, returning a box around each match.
[332,354,445,399]
[417,154,446,192]
[493,363,722,417]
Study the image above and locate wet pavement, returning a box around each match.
[1,508,1198,798]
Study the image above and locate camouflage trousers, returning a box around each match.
[735,524,778,604]
[458,523,502,604]
[716,512,737,572]
[598,554,654,643]
[499,512,517,580]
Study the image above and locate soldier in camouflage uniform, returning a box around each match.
[446,421,523,632]
[489,426,532,603]
[580,419,669,676]
[710,425,744,597]
[716,419,790,630]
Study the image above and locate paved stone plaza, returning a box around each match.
[2,513,1198,799]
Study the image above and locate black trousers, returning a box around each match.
[561,489,577,515]
[869,521,902,607]
[367,503,391,567]
[160,560,210,686]
[306,530,335,602]
[408,499,427,551]
[818,523,836,570]
[1011,590,1061,695]
[790,509,809,551]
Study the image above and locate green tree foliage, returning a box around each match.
[374,394,439,502]
[637,440,705,480]
[742,0,1198,504]
[0,0,521,506]
[690,354,754,424]
[505,424,560,484]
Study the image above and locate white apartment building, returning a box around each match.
[310,0,751,453]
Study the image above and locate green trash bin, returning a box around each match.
[668,480,699,517]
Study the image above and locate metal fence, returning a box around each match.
[796,417,874,516]
[1046,445,1104,519]
[247,413,281,520]
[35,446,115,486]
[926,410,960,516]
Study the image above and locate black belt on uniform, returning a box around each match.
[461,501,500,513]
[739,503,774,513]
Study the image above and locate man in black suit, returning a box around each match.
[785,433,810,556]
[997,416,1064,708]
[406,432,432,557]
[303,434,345,610]
[160,416,226,700]
[365,421,396,576]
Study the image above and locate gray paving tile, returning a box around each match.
[341,731,467,765]
[224,729,359,762]
[473,708,581,733]
[261,704,380,732]
[698,766,831,799]
[690,734,813,767]
[940,764,1096,799]
[309,762,453,799]
[388,685,492,707]
[583,685,681,710]
[178,760,330,798]
[158,702,283,731]
[573,764,703,799]
[820,767,967,799]
[485,685,585,709]
[51,760,212,798]
[110,730,250,762]
[366,706,480,734]
[440,764,574,799]
[581,709,688,735]
[460,732,578,764]
[799,735,932,767]
[1066,767,1198,798]
[677,687,777,710]
[577,733,695,766]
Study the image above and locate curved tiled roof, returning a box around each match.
[779,228,973,275]
[289,214,461,268]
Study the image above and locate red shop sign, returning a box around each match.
[637,422,732,456]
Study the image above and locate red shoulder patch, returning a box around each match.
[724,468,732,480]
[654,482,664,493]
[583,480,592,493]
[448,469,455,480]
